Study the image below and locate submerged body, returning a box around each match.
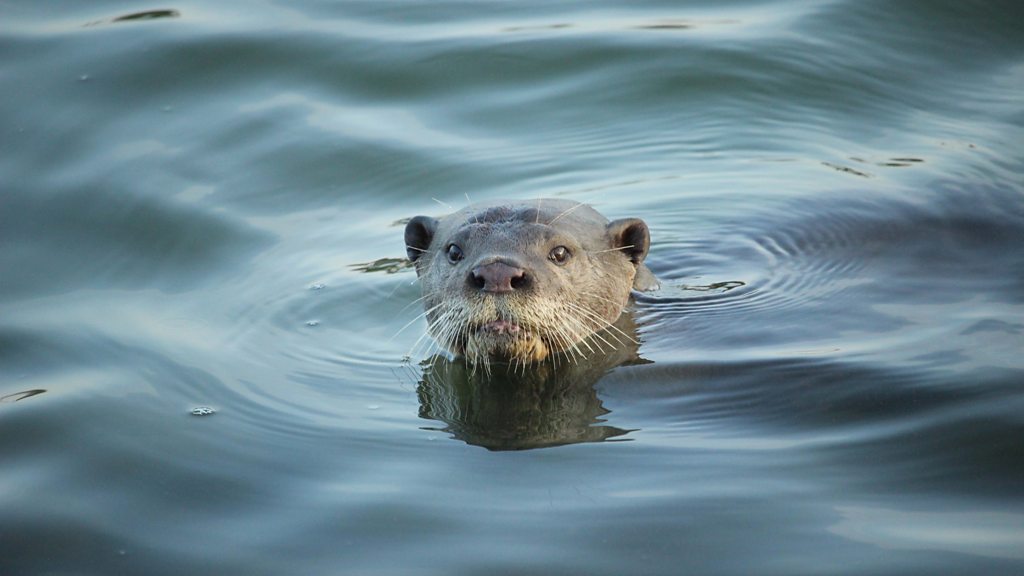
[404,199,657,366]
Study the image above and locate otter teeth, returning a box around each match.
[479,319,521,335]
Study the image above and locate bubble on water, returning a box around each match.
[190,406,216,416]
[306,320,320,327]
[309,282,326,290]
[78,74,90,82]
[367,404,380,410]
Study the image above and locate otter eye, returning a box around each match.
[446,244,464,264]
[549,245,570,265]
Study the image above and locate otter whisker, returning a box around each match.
[578,290,628,308]
[384,277,411,301]
[431,197,453,209]
[560,315,593,357]
[539,315,572,363]
[572,313,629,352]
[548,295,610,358]
[408,321,439,359]
[392,302,445,340]
[546,201,585,225]
[577,294,640,344]
[571,320,605,357]
[562,303,621,355]
[464,192,480,224]
[567,317,597,356]
[548,312,586,364]
[396,293,430,313]
[407,311,441,357]
[415,304,463,359]
[587,245,635,254]
[408,336,434,361]
[562,340,585,364]
[566,301,628,342]
[434,308,464,355]
[573,320,616,354]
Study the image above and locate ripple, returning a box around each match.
[640,200,894,326]
[0,187,274,300]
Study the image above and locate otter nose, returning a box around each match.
[469,261,529,293]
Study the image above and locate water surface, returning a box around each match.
[2,1,1023,574]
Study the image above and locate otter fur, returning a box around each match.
[404,199,657,367]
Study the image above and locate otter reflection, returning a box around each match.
[415,311,647,451]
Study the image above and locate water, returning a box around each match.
[2,1,1023,574]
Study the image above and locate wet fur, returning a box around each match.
[405,199,657,368]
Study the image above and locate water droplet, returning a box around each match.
[190,406,216,416]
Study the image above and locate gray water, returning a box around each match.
[2,1,1023,574]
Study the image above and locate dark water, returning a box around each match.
[2,1,1023,574]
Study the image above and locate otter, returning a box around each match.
[404,199,658,367]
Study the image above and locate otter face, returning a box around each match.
[404,200,654,366]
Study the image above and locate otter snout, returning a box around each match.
[469,260,530,293]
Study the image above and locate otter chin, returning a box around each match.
[404,199,658,366]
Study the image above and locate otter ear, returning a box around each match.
[404,216,438,263]
[606,218,650,266]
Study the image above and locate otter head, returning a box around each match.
[405,199,656,366]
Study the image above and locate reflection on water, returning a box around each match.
[0,389,47,404]
[417,356,632,450]
[84,9,181,28]
[350,257,413,275]
[414,313,645,450]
